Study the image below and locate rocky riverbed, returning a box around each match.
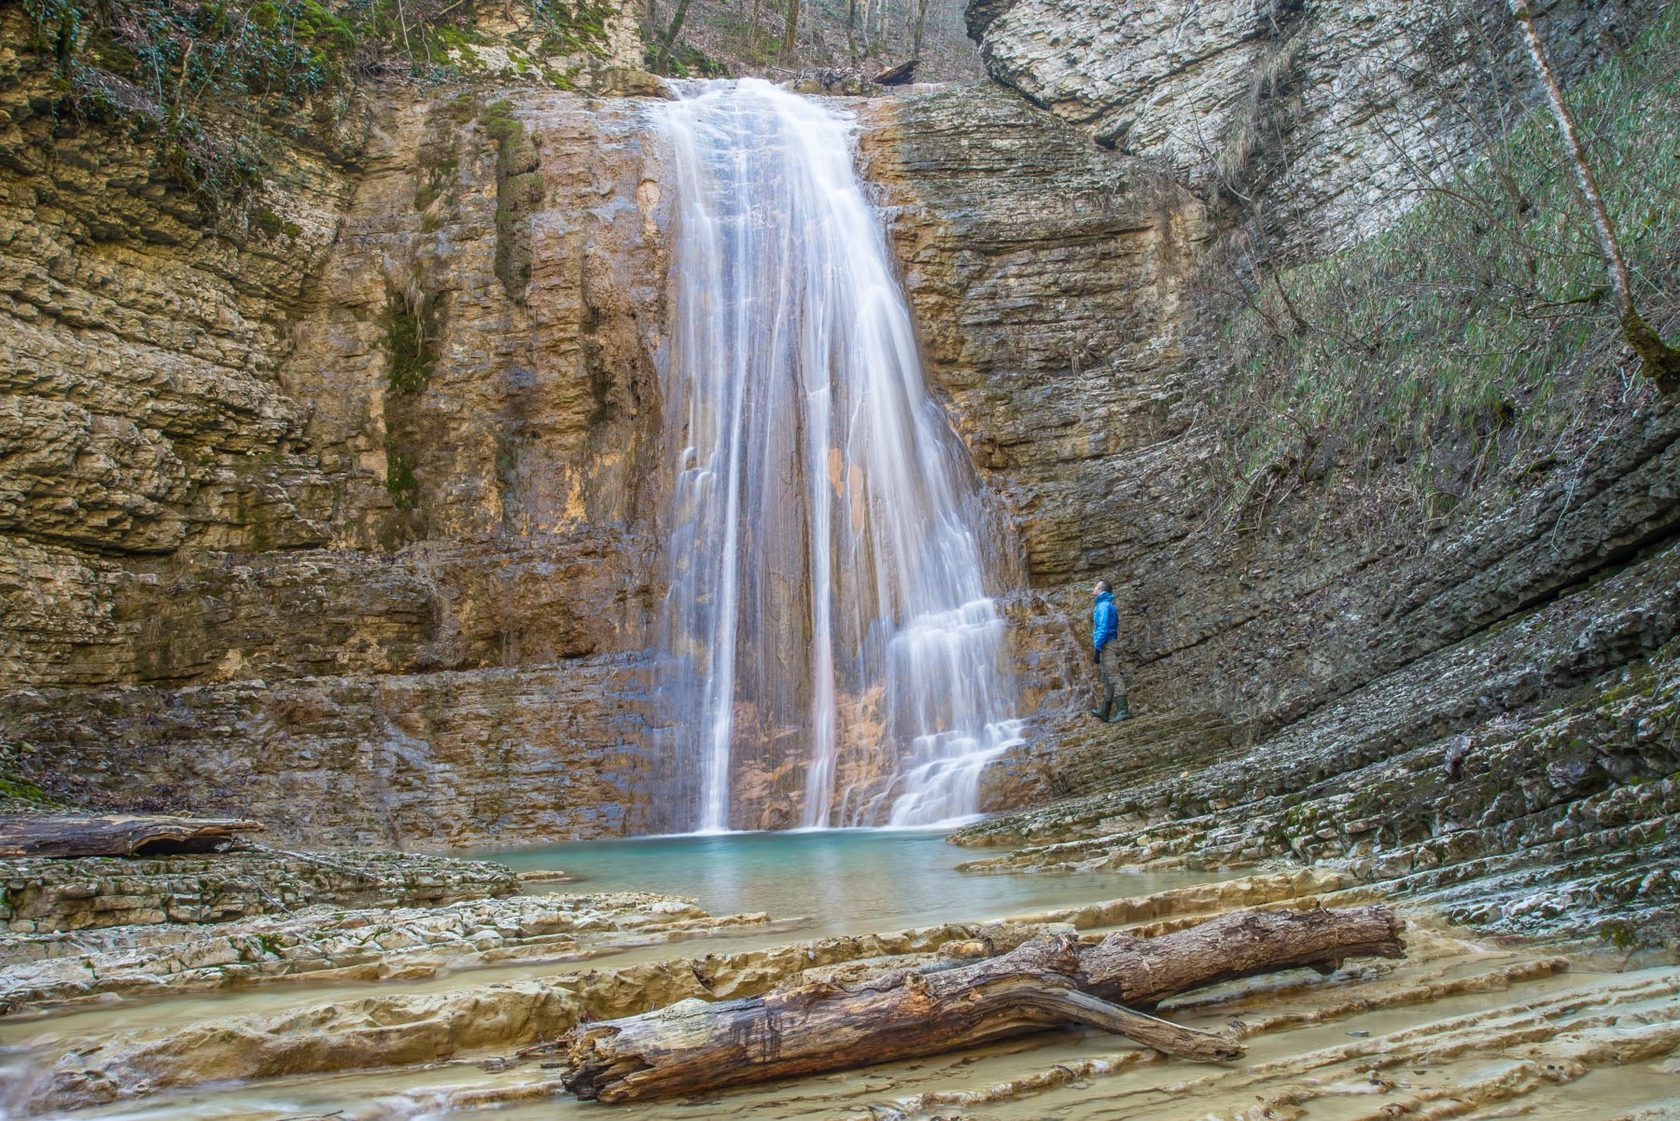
[0,851,1674,1119]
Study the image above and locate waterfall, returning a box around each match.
[654,79,1023,834]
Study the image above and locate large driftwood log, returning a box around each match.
[565,904,1406,1103]
[1080,902,1410,1008]
[873,59,917,86]
[0,815,265,858]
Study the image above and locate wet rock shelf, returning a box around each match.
[0,849,518,934]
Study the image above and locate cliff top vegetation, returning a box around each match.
[12,0,618,204]
[1210,1,1680,534]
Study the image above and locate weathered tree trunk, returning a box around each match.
[1508,0,1679,392]
[564,905,1405,1103]
[780,0,799,61]
[1079,901,1407,1008]
[0,814,265,858]
[653,0,693,74]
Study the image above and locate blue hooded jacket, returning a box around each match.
[1092,590,1118,653]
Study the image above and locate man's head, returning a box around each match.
[1093,579,1110,597]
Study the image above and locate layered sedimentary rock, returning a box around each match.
[858,66,1678,947]
[1,888,769,1011]
[3,658,666,845]
[0,22,675,842]
[860,77,1674,730]
[0,849,517,933]
[967,0,1662,254]
[3,0,1676,922]
[11,870,1680,1119]
[0,83,668,689]
[957,551,1680,940]
[1,58,1180,840]
[856,85,1208,604]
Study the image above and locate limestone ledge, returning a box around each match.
[14,867,1680,1121]
[2,657,665,848]
[0,849,517,934]
[842,951,1677,1121]
[0,890,772,1014]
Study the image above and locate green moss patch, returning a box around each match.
[481,100,542,302]
[385,291,437,395]
[384,446,420,510]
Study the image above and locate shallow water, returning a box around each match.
[0,831,1207,1053]
[481,828,1201,938]
[0,831,1220,1121]
[18,835,1674,1121]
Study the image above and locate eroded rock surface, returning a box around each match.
[0,889,770,1013]
[4,872,1676,1120]
[3,67,1224,840]
[0,50,677,841]
[955,580,1680,948]
[1,0,1675,989]
[967,0,1663,254]
[0,848,516,932]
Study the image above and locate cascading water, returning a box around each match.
[654,79,1023,834]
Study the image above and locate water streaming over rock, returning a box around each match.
[653,79,1024,834]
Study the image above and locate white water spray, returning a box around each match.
[655,79,1023,834]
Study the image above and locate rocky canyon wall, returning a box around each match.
[857,67,1673,748]
[911,0,1679,942]
[0,17,680,844]
[889,0,1680,782]
[968,0,1662,256]
[1,36,1160,842]
[2,0,1674,869]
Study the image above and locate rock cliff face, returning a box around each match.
[0,19,677,844]
[888,0,1679,945]
[968,0,1661,254]
[0,52,1163,843]
[1,0,1675,945]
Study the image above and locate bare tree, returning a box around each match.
[1508,0,1679,392]
[654,0,693,73]
[911,0,931,58]
[781,0,800,60]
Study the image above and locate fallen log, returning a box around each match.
[0,814,265,858]
[873,59,917,86]
[1080,902,1410,1008]
[564,904,1405,1103]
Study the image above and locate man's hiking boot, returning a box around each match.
[1108,699,1131,722]
[1088,703,1111,723]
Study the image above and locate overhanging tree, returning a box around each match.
[1507,0,1680,393]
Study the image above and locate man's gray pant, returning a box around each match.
[1096,643,1126,714]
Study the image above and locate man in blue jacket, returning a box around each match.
[1090,580,1130,722]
